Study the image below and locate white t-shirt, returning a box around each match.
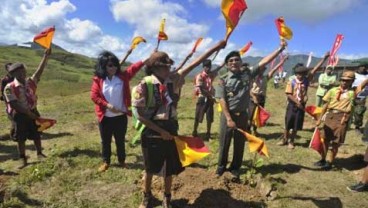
[102,76,126,117]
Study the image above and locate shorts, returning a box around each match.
[12,111,41,142]
[321,112,348,144]
[141,120,184,176]
[194,96,214,123]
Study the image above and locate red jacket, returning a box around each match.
[91,61,144,122]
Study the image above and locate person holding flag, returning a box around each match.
[315,66,337,107]
[192,60,224,140]
[249,54,288,136]
[3,49,51,168]
[315,71,368,170]
[278,52,330,149]
[215,39,287,180]
[90,50,147,172]
[133,40,226,208]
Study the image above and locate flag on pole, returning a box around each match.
[130,36,146,49]
[175,136,210,167]
[237,128,269,157]
[306,52,313,67]
[275,17,293,40]
[239,41,252,56]
[309,127,324,156]
[328,34,344,66]
[221,0,247,39]
[33,26,55,49]
[191,37,203,53]
[35,118,56,132]
[305,105,323,120]
[158,19,168,40]
[252,106,271,128]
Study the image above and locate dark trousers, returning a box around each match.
[217,111,247,173]
[98,115,127,164]
[353,99,366,128]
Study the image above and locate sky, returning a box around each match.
[1,0,367,64]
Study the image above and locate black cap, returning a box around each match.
[8,63,25,73]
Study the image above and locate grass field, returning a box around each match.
[0,47,367,208]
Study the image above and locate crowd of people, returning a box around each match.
[1,37,368,207]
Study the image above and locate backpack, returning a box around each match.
[131,75,155,145]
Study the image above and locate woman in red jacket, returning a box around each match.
[91,50,144,172]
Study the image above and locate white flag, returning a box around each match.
[306,52,313,67]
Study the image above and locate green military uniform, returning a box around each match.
[215,65,259,175]
[316,73,337,107]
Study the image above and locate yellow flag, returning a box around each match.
[158,19,168,40]
[33,26,55,49]
[221,0,247,38]
[175,136,210,167]
[275,17,293,40]
[252,106,261,128]
[130,36,146,49]
[237,128,269,157]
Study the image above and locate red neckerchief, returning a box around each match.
[159,84,167,106]
[336,87,348,101]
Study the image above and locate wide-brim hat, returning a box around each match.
[8,63,25,73]
[145,51,174,69]
[340,70,355,80]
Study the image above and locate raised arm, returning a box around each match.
[309,51,330,79]
[174,51,194,72]
[258,40,287,68]
[267,54,288,80]
[119,48,133,66]
[31,48,51,83]
[356,78,368,94]
[178,40,226,77]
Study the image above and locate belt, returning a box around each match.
[231,111,246,116]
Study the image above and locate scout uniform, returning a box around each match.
[133,73,184,177]
[215,65,260,175]
[4,64,41,142]
[194,71,215,128]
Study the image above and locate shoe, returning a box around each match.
[321,161,332,171]
[98,162,109,172]
[204,133,211,140]
[230,169,241,183]
[287,142,295,149]
[162,193,172,208]
[192,130,198,137]
[313,159,326,167]
[139,192,152,208]
[37,153,47,159]
[347,182,368,192]
[216,168,225,177]
[276,140,287,146]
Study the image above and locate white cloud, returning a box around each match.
[339,53,368,60]
[202,0,360,23]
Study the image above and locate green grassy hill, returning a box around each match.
[0,46,367,208]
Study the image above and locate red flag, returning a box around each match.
[191,37,203,53]
[35,118,56,132]
[328,34,344,66]
[221,0,247,39]
[239,41,252,56]
[33,26,55,49]
[309,128,324,156]
[258,106,271,127]
[275,17,293,40]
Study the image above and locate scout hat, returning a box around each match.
[7,63,25,73]
[145,51,174,69]
[340,70,355,80]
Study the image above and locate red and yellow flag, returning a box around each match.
[252,106,271,128]
[305,105,323,120]
[33,26,55,49]
[130,36,146,49]
[175,136,210,167]
[158,19,168,40]
[237,128,269,157]
[191,37,203,53]
[36,118,56,132]
[221,0,247,39]
[309,128,324,156]
[275,17,293,40]
[239,41,252,56]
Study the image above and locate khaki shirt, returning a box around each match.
[324,84,366,113]
[285,78,309,103]
[215,65,260,112]
[251,75,268,95]
[4,77,38,111]
[132,74,180,120]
